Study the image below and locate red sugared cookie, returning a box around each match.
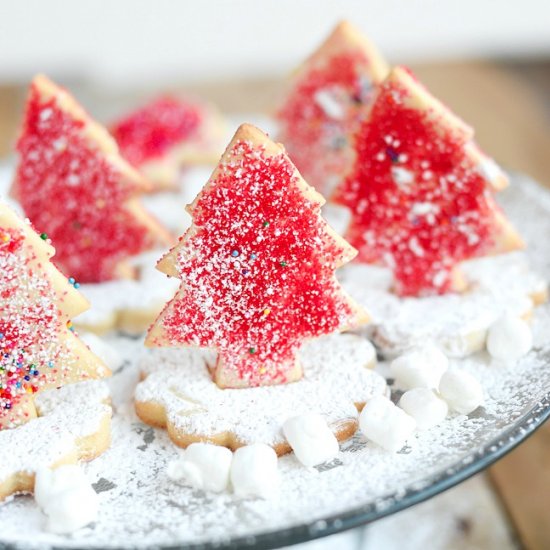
[333,67,523,297]
[12,75,172,283]
[110,95,225,190]
[0,202,109,430]
[146,124,367,388]
[276,20,388,196]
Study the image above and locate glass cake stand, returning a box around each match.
[3,377,548,550]
[0,172,549,550]
[219,394,550,550]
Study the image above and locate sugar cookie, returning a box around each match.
[332,66,523,296]
[276,20,388,196]
[12,74,172,283]
[0,203,109,429]
[110,96,225,190]
[146,123,367,388]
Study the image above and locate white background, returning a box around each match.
[0,0,549,87]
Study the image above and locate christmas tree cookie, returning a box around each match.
[276,20,388,196]
[333,66,523,297]
[110,95,225,190]
[0,202,110,431]
[12,74,172,283]
[146,123,367,388]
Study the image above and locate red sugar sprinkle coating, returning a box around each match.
[110,96,202,167]
[14,81,162,282]
[277,50,380,194]
[0,226,73,428]
[150,138,358,387]
[333,72,504,297]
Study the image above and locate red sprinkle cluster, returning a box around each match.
[277,50,378,194]
[334,73,500,296]
[14,82,159,282]
[152,140,356,386]
[110,96,202,167]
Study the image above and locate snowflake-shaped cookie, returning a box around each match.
[0,381,111,501]
[135,333,386,454]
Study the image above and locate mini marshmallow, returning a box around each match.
[230,444,279,498]
[439,370,483,415]
[487,314,533,363]
[79,332,123,371]
[283,413,339,467]
[398,388,448,430]
[359,395,416,452]
[166,443,232,493]
[34,465,84,509]
[390,343,448,390]
[34,465,99,534]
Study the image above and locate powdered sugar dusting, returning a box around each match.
[0,380,110,488]
[0,174,548,548]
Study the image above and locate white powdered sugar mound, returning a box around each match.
[0,174,548,549]
[0,381,111,490]
[136,334,384,446]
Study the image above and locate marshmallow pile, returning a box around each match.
[167,314,534,485]
[360,396,416,452]
[35,464,99,534]
[167,414,342,495]
[390,343,484,416]
[231,444,280,498]
[167,442,279,498]
[167,444,233,493]
[390,343,448,390]
[359,343,484,452]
